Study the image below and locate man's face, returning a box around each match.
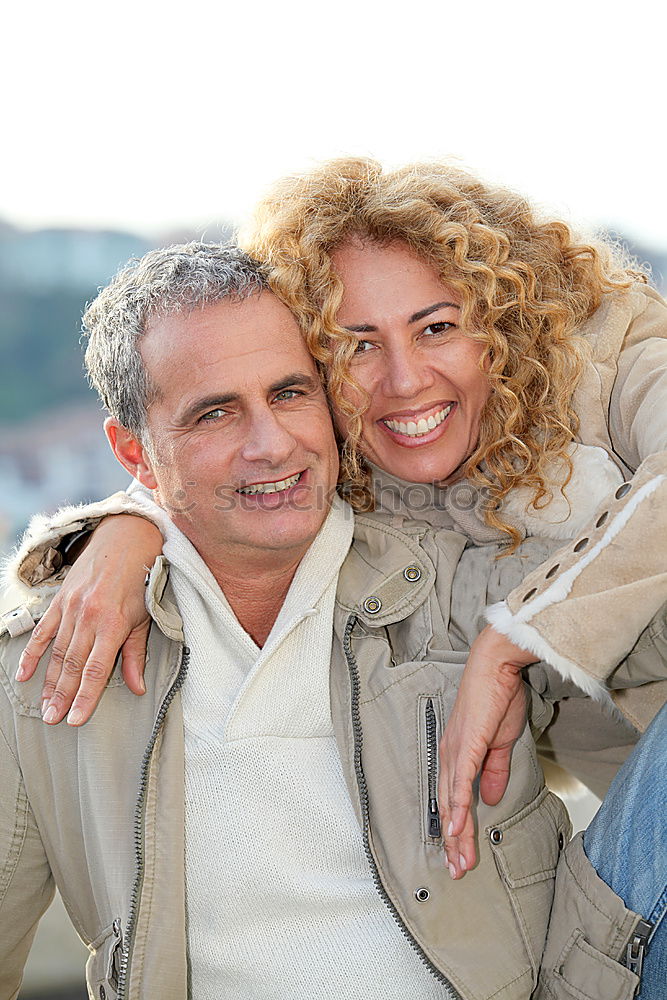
[128,292,339,568]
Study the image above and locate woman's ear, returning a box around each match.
[104,418,158,490]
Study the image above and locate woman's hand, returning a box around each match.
[439,625,538,879]
[15,514,164,726]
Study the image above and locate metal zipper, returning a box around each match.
[425,698,442,839]
[116,646,191,1000]
[624,918,653,980]
[343,616,463,1000]
[107,917,123,992]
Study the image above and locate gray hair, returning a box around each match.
[83,242,269,440]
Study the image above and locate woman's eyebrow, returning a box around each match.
[409,301,460,323]
[343,300,460,333]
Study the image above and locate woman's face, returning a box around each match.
[331,240,491,484]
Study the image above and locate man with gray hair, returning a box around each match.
[0,242,660,1000]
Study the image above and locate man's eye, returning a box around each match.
[200,408,225,422]
[274,389,300,401]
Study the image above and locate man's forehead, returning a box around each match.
[141,293,318,401]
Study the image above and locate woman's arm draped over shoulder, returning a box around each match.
[489,285,667,714]
[441,286,667,879]
[12,488,164,726]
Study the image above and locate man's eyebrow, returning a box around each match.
[268,372,320,395]
[179,393,239,423]
[178,373,319,423]
[343,301,460,334]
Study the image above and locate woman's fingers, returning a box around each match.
[65,625,147,725]
[15,600,64,683]
[119,621,151,697]
[437,626,536,876]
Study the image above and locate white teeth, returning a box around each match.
[238,472,301,495]
[383,404,453,438]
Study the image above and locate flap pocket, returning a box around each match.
[489,786,571,888]
[551,930,639,1000]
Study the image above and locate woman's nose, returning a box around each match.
[382,346,434,399]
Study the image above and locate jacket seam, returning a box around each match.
[359,663,452,706]
[0,739,30,908]
[562,843,634,958]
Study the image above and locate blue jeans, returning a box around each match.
[584,700,667,999]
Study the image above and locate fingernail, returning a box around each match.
[15,665,26,682]
[138,677,146,694]
[43,706,57,724]
[448,862,457,880]
[67,708,83,726]
[459,853,467,872]
[447,822,454,837]
[41,699,49,716]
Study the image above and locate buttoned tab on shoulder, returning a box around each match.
[144,556,185,643]
[0,606,36,638]
[336,513,436,626]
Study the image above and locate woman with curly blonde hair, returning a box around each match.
[242,157,647,544]
[14,159,667,995]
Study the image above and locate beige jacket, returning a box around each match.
[0,510,658,1000]
[489,283,667,733]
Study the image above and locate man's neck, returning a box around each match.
[184,542,308,648]
[218,559,304,647]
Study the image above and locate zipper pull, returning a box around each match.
[108,918,124,991]
[625,918,652,979]
[428,799,441,838]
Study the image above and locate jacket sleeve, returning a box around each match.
[487,287,667,725]
[0,706,55,999]
[3,484,165,594]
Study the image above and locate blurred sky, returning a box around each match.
[2,0,665,246]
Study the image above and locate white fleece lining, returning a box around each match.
[1,492,161,590]
[486,600,614,704]
[510,475,666,626]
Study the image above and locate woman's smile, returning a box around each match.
[331,240,490,484]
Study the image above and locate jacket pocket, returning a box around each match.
[541,929,640,1000]
[488,786,572,979]
[417,694,443,844]
[86,918,123,1000]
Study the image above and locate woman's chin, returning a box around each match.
[368,450,462,486]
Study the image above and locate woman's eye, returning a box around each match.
[353,339,375,354]
[423,321,455,337]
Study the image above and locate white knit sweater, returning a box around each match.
[134,493,450,1000]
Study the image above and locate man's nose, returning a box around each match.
[240,410,298,466]
[382,345,434,399]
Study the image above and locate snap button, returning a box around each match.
[573,537,589,553]
[403,565,422,582]
[522,588,537,602]
[558,832,565,850]
[414,887,430,902]
[100,987,106,1000]
[363,596,382,615]
[545,563,560,579]
[615,482,632,499]
[596,511,609,527]
[489,828,503,845]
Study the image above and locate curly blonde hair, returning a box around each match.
[240,157,646,547]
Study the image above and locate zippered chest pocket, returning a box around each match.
[417,694,443,844]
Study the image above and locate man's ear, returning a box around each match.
[105,418,158,490]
